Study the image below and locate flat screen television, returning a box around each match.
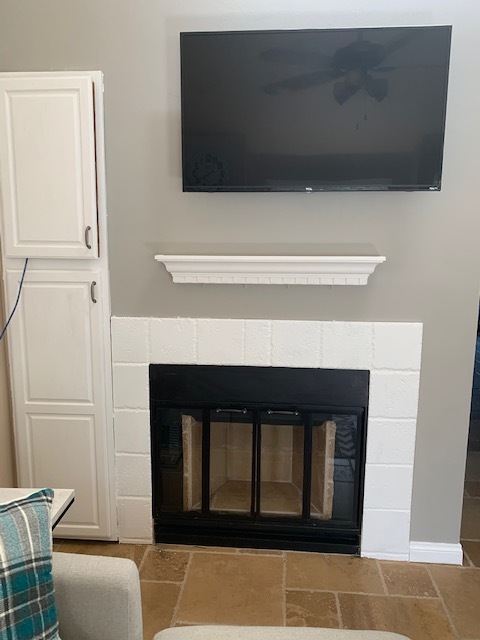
[180,26,452,192]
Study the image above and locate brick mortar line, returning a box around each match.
[369,369,421,375]
[171,552,193,627]
[364,463,414,467]
[193,318,198,363]
[116,450,150,456]
[147,317,152,361]
[367,417,419,422]
[370,368,421,373]
[112,362,149,367]
[242,319,246,365]
[268,320,273,364]
[426,566,461,640]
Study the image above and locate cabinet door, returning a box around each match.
[6,269,113,538]
[0,76,98,258]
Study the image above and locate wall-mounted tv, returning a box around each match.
[180,26,452,192]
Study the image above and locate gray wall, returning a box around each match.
[1,0,479,544]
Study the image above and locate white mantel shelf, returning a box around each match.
[155,254,386,286]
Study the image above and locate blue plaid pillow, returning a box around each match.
[0,489,59,640]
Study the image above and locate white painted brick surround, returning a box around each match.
[111,317,423,560]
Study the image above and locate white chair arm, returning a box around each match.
[53,552,143,640]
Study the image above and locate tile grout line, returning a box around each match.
[285,586,441,600]
[462,549,475,568]
[212,550,283,556]
[137,544,150,575]
[282,552,287,626]
[334,592,343,629]
[170,552,193,628]
[426,566,461,640]
[141,579,185,585]
[376,560,389,595]
[460,538,480,542]
[175,619,229,626]
[189,549,283,557]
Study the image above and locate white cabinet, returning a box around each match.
[0,76,98,258]
[5,268,113,538]
[0,72,115,540]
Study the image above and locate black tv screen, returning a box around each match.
[180,26,452,192]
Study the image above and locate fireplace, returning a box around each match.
[150,365,369,553]
[112,317,423,561]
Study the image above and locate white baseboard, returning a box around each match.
[409,541,463,565]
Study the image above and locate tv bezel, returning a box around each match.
[180,25,452,193]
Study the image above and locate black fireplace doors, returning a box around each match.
[150,365,369,554]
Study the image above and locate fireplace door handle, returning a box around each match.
[267,410,299,416]
[215,408,247,414]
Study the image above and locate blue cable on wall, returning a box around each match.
[0,258,29,341]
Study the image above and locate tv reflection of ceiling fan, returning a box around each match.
[260,31,418,104]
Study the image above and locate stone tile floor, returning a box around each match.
[53,452,480,640]
[53,538,480,640]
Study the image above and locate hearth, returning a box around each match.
[150,364,369,554]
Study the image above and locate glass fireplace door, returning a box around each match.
[153,407,204,515]
[209,409,254,515]
[258,410,304,517]
[154,406,363,526]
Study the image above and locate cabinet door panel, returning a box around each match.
[27,414,100,530]
[0,76,98,258]
[6,269,112,538]
[18,279,95,404]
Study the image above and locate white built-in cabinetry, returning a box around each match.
[0,72,116,539]
[0,76,99,259]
